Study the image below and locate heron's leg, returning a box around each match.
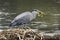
[21,24,26,29]
[23,24,31,29]
[19,24,31,29]
[18,25,25,29]
[18,25,23,29]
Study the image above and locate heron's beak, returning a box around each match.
[37,11,45,17]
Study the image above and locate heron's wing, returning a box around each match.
[10,15,31,26]
[15,12,31,20]
[10,12,34,26]
[11,12,31,23]
[16,15,31,25]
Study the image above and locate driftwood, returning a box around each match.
[0,29,60,40]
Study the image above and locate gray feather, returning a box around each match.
[10,15,30,26]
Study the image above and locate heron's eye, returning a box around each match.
[34,10,37,11]
[33,9,37,11]
[39,12,41,14]
[31,9,37,12]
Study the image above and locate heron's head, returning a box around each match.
[33,9,45,17]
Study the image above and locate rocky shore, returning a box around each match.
[0,29,60,40]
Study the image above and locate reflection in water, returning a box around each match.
[0,0,60,32]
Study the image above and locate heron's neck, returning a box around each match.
[31,11,38,18]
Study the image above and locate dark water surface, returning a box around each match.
[0,0,60,31]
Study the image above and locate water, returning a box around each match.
[0,0,60,31]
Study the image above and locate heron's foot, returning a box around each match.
[24,26,31,29]
[18,25,31,29]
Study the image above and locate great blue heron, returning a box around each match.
[9,9,45,28]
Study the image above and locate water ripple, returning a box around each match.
[52,14,60,16]
[0,18,5,19]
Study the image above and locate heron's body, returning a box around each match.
[10,11,37,26]
[10,9,45,26]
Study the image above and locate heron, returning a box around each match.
[9,9,45,28]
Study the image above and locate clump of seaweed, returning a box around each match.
[0,29,60,40]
